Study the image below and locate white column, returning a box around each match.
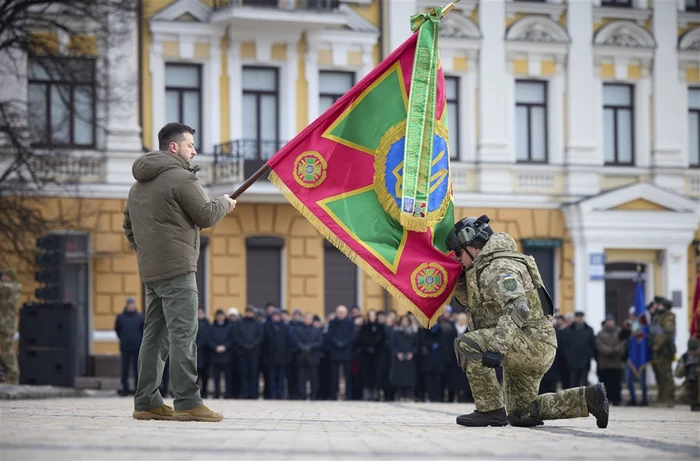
[478,0,511,193]
[361,44,374,79]
[386,0,417,56]
[104,8,142,153]
[149,42,165,152]
[635,74,651,168]
[462,62,476,163]
[584,243,606,384]
[204,38,221,154]
[285,39,299,141]
[665,244,690,381]
[306,45,320,124]
[478,0,508,163]
[549,64,565,165]
[228,40,242,141]
[652,1,685,189]
[566,0,599,195]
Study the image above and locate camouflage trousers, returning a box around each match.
[652,357,675,404]
[0,333,18,384]
[455,328,588,420]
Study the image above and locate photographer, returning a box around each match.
[674,338,699,411]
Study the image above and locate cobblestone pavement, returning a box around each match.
[1,398,698,460]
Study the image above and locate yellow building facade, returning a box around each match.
[3,0,699,368]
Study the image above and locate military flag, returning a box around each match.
[627,272,652,377]
[265,5,462,327]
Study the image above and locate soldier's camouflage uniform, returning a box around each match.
[0,271,22,384]
[453,233,590,421]
[650,307,676,405]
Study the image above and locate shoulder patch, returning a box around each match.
[502,273,518,291]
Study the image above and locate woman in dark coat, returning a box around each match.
[357,309,387,401]
[419,322,446,402]
[389,315,418,401]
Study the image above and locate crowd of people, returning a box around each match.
[114,296,698,410]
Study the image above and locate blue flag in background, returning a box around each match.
[627,273,652,377]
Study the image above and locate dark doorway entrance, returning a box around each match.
[246,236,284,309]
[605,262,645,325]
[323,241,357,317]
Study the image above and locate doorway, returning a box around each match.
[604,262,645,325]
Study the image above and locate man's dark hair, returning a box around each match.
[158,122,195,151]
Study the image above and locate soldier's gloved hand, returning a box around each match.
[482,351,504,369]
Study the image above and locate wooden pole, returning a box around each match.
[230,163,271,199]
[229,0,461,199]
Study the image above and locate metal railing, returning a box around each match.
[212,139,287,183]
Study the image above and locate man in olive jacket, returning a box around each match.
[124,123,235,422]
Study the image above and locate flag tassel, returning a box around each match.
[269,170,455,328]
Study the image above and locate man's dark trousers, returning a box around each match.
[121,348,139,394]
[330,360,352,400]
[298,365,319,400]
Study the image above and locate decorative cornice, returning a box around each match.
[594,20,656,49]
[506,16,570,45]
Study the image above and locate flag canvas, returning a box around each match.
[266,23,462,327]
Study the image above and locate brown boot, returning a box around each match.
[132,404,175,421]
[173,405,223,422]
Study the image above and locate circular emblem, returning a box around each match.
[374,120,451,227]
[411,262,448,298]
[293,151,327,188]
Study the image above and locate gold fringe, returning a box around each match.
[269,170,447,329]
[400,213,429,233]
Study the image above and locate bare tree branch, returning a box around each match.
[0,0,138,269]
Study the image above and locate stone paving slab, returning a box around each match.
[1,398,698,460]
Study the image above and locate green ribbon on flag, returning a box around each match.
[400,6,443,233]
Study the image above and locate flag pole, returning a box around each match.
[229,0,462,199]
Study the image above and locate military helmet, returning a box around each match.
[446,214,493,252]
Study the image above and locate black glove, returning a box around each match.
[482,351,503,369]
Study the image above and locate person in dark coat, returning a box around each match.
[292,313,324,400]
[539,318,563,394]
[554,315,571,389]
[263,310,289,399]
[196,307,211,398]
[357,309,387,401]
[350,316,365,400]
[209,309,234,398]
[226,308,241,399]
[286,308,304,399]
[115,297,144,396]
[325,305,356,400]
[563,312,596,387]
[419,323,445,402]
[389,315,418,401]
[379,311,396,401]
[439,309,460,402]
[315,315,331,400]
[233,307,264,399]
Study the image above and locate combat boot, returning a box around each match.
[173,404,223,422]
[456,408,508,427]
[585,383,609,429]
[132,404,175,421]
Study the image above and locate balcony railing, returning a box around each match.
[212,139,287,183]
[212,0,339,11]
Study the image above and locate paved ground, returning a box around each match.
[1,397,698,460]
